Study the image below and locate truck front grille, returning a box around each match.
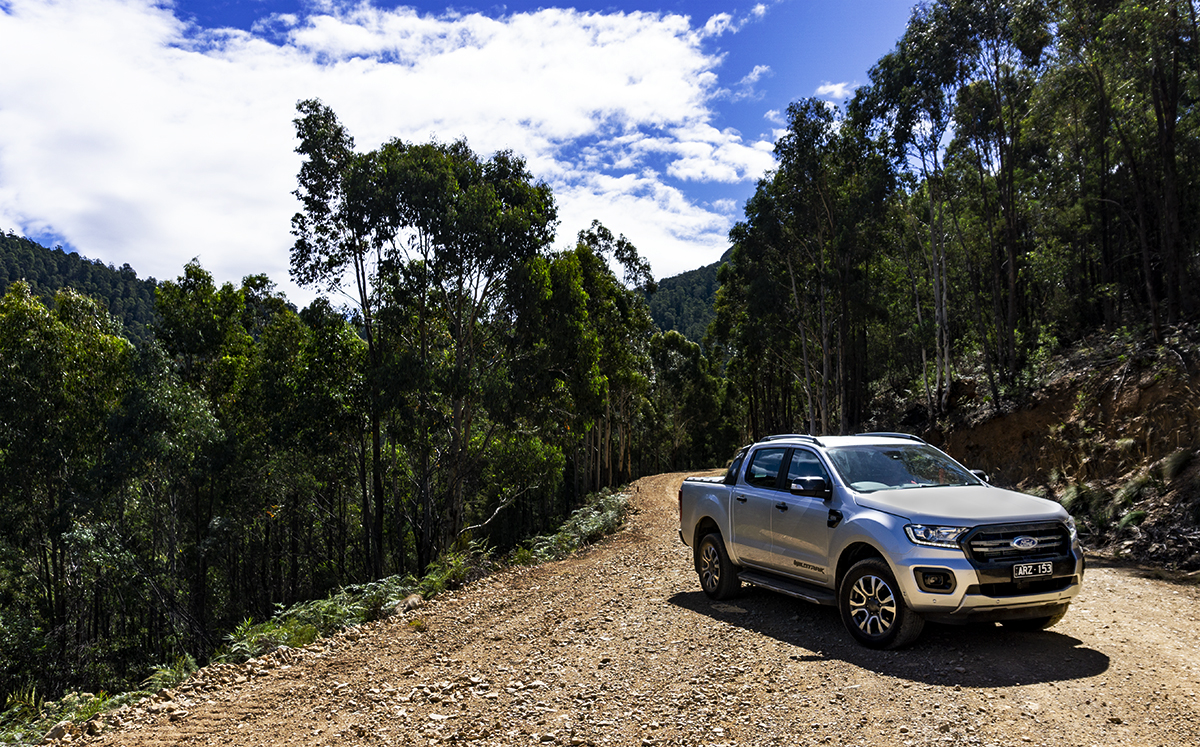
[962,522,1071,565]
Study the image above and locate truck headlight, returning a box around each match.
[905,524,967,548]
[1065,515,1078,543]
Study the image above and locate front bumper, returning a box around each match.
[892,546,1085,624]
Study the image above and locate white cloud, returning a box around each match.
[728,63,771,102]
[0,0,776,302]
[741,65,771,86]
[554,174,733,278]
[815,80,857,100]
[702,13,735,38]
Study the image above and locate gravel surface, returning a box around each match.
[78,472,1200,747]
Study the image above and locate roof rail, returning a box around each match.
[758,433,825,447]
[858,431,926,443]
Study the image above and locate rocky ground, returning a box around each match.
[67,472,1200,747]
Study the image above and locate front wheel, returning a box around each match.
[838,558,924,649]
[696,533,740,600]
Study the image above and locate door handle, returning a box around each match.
[775,502,788,511]
[735,495,748,503]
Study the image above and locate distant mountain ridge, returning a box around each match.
[2,230,723,347]
[0,232,159,343]
[647,250,727,343]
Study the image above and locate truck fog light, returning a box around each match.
[914,567,957,594]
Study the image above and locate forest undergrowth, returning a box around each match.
[0,487,632,745]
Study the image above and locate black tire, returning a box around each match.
[838,558,924,649]
[696,533,740,600]
[1002,607,1068,631]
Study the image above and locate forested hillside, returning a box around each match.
[0,103,738,710]
[646,253,725,342]
[713,0,1200,439]
[3,0,1200,720]
[0,232,158,344]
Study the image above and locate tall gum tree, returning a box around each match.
[290,99,387,577]
[372,138,557,567]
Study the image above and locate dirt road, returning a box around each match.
[87,472,1200,747]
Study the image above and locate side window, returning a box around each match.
[744,448,787,488]
[723,448,747,485]
[787,448,830,483]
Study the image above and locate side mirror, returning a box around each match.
[790,476,833,500]
[971,469,990,484]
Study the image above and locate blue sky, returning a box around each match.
[0,0,914,305]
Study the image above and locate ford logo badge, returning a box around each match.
[1011,536,1038,550]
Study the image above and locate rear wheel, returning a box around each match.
[696,533,740,600]
[839,558,924,649]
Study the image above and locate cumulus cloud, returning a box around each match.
[701,0,779,40]
[816,80,856,100]
[702,12,735,38]
[0,0,776,299]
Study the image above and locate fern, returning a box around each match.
[142,654,197,692]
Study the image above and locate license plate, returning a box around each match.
[1012,561,1053,580]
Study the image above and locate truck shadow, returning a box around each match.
[667,587,1110,687]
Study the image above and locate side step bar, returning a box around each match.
[739,570,837,606]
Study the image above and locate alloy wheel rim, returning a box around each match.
[848,574,897,636]
[700,544,721,591]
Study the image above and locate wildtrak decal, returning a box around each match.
[793,560,824,573]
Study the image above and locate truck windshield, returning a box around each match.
[826,444,980,493]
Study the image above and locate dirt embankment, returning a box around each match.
[936,326,1200,570]
[71,472,1200,747]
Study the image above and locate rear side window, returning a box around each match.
[723,448,748,485]
[744,448,786,488]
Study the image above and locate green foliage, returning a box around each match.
[418,551,471,598]
[518,487,632,563]
[0,233,158,344]
[142,655,197,692]
[1157,449,1194,482]
[1114,475,1151,506]
[0,688,111,746]
[1116,510,1148,531]
[8,0,1200,722]
[0,685,41,725]
[1059,482,1115,531]
[647,257,725,342]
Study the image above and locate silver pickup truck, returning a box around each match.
[678,433,1085,649]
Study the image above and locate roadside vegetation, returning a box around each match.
[0,488,631,744]
[4,0,1200,724]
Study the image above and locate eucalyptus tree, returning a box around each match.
[854,1,972,413]
[572,222,656,488]
[714,174,814,438]
[0,282,133,691]
[763,99,892,433]
[646,330,723,470]
[949,0,1053,380]
[1056,0,1200,332]
[290,99,389,576]
[371,138,558,569]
